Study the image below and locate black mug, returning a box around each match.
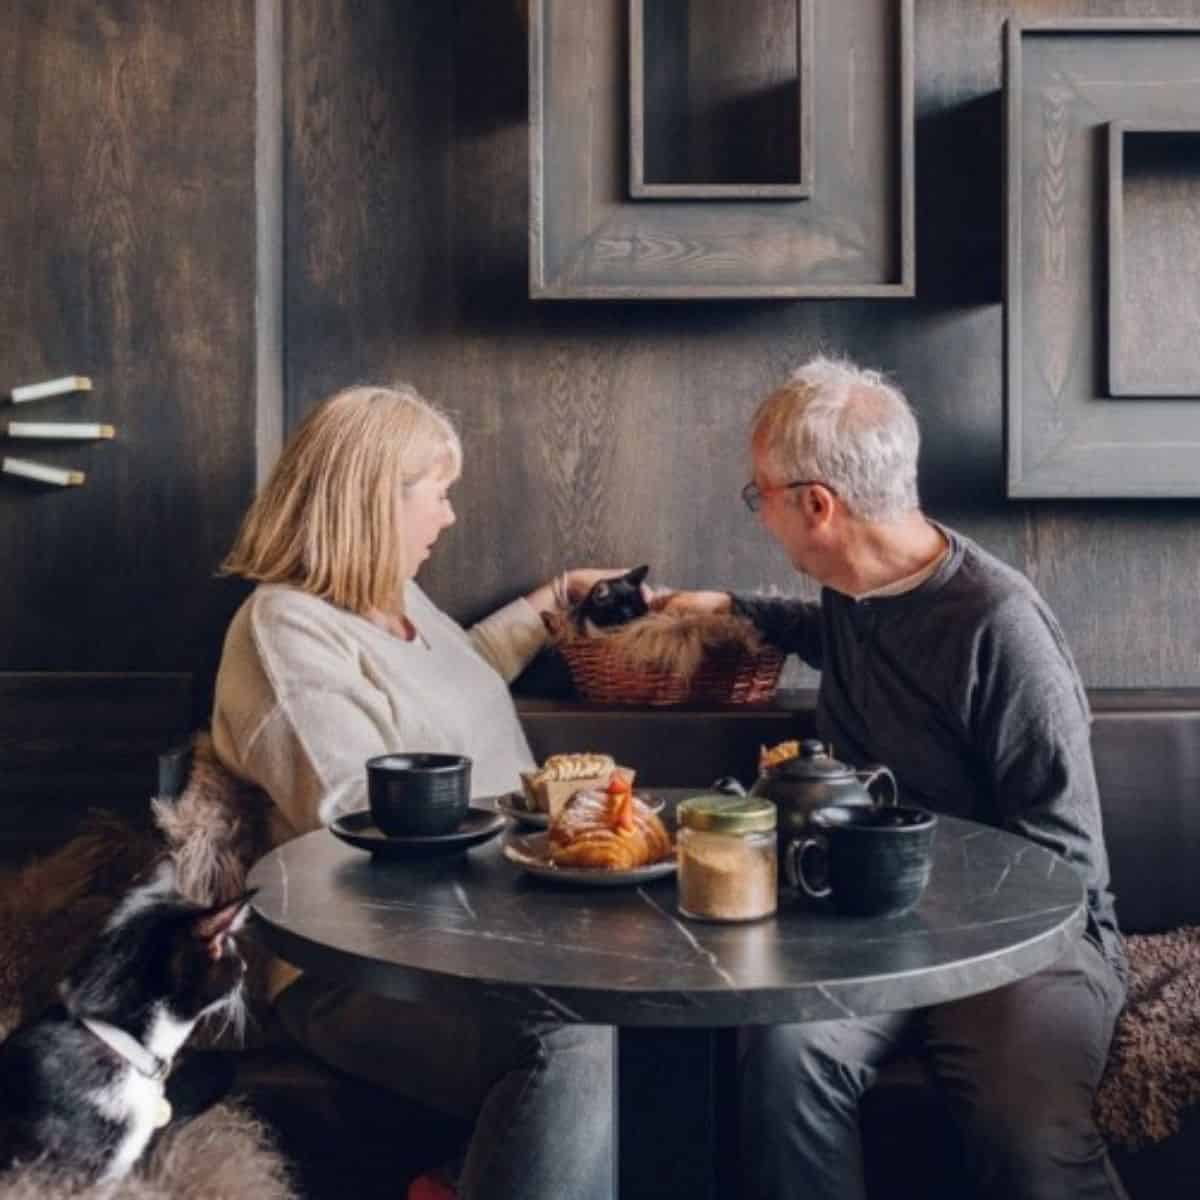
[366,753,472,837]
[786,804,937,917]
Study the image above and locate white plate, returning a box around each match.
[503,831,676,886]
[495,791,665,829]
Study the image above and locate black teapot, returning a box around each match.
[716,738,898,850]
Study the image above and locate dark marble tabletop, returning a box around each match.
[247,792,1086,1028]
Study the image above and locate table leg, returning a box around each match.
[616,1027,739,1200]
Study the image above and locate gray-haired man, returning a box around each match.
[665,357,1126,1200]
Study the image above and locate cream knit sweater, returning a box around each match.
[211,581,546,848]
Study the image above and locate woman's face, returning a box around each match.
[402,466,457,577]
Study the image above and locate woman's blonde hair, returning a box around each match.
[221,384,462,615]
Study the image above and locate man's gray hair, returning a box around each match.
[752,356,921,521]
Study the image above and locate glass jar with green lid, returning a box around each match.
[676,794,778,922]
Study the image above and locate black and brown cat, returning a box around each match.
[573,564,651,634]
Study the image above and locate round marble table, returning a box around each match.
[247,794,1085,1199]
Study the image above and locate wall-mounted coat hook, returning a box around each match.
[2,456,85,486]
[5,422,114,440]
[9,376,93,404]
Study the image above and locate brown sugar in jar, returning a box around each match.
[676,795,777,922]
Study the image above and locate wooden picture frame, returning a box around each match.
[1005,20,1200,498]
[1107,120,1200,398]
[628,0,814,199]
[530,0,914,299]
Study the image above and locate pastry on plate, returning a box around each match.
[759,739,801,771]
[548,772,672,871]
[519,752,617,819]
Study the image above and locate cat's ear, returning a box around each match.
[628,564,650,586]
[191,889,257,957]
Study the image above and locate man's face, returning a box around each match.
[750,448,814,575]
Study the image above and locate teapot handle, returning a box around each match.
[712,776,747,797]
[857,765,898,806]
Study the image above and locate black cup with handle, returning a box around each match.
[366,752,472,837]
[786,803,937,917]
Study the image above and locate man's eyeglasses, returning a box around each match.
[740,479,830,514]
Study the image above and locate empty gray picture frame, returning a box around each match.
[1005,20,1200,498]
[628,0,815,199]
[1107,120,1200,398]
[529,0,914,299]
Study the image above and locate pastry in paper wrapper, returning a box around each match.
[519,752,619,818]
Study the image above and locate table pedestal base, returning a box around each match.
[617,1027,739,1200]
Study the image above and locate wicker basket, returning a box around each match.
[556,637,784,706]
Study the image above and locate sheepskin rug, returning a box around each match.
[1095,926,1200,1148]
[0,1103,294,1200]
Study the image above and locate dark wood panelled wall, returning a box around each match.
[0,3,255,856]
[4,1,1200,856]
[286,0,1200,689]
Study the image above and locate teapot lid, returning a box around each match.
[769,738,854,780]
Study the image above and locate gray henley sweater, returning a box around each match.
[734,525,1122,964]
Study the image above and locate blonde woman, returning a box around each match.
[211,383,616,1200]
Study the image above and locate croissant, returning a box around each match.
[548,786,673,870]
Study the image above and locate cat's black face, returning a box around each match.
[66,874,253,1027]
[576,564,650,631]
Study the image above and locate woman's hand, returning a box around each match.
[524,568,654,615]
[649,589,733,617]
[562,568,651,606]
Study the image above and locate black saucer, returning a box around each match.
[330,806,507,859]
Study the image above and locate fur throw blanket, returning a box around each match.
[545,610,769,679]
[150,734,269,909]
[0,813,160,1041]
[150,729,270,907]
[151,734,274,1048]
[0,1103,294,1200]
[1095,926,1200,1148]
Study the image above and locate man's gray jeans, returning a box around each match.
[741,937,1126,1200]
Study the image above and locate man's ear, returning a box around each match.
[801,483,836,526]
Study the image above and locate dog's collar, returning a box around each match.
[76,1015,169,1084]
